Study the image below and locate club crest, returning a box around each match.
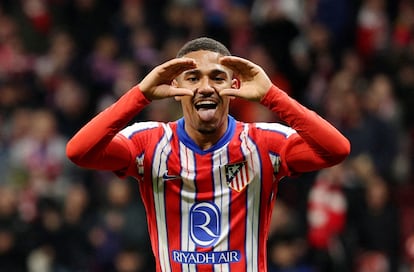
[224,161,250,192]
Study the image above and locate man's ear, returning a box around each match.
[172,79,178,87]
[232,77,240,89]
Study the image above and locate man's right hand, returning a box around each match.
[138,58,196,101]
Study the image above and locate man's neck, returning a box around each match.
[176,117,235,154]
[186,126,228,151]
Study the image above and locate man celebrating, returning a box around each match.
[66,37,350,272]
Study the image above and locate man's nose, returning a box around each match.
[197,78,214,95]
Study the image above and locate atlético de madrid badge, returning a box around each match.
[224,161,251,192]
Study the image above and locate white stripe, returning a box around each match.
[179,143,197,272]
[241,166,249,189]
[213,147,230,272]
[241,124,261,272]
[255,122,296,137]
[237,173,243,192]
[119,121,159,138]
[152,124,173,272]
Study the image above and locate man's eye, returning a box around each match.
[214,77,225,82]
[187,77,198,82]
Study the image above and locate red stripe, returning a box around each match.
[164,139,184,271]
[228,126,248,270]
[193,152,215,271]
[228,188,247,270]
[194,152,214,201]
[137,136,161,270]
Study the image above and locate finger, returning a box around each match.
[219,88,241,98]
[161,58,197,79]
[168,87,194,97]
[220,87,262,102]
[165,57,196,68]
[220,57,257,81]
[220,56,252,72]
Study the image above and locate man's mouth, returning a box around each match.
[195,101,218,111]
[194,100,218,122]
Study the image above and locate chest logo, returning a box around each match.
[225,161,250,192]
[162,171,181,181]
[189,202,221,247]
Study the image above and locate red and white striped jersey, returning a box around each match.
[66,85,350,272]
[118,116,296,272]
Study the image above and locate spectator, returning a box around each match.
[355,175,401,272]
[267,229,314,272]
[307,165,349,272]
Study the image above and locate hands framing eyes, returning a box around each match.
[138,55,273,102]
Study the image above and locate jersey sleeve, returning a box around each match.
[260,85,351,175]
[116,122,164,178]
[66,85,151,174]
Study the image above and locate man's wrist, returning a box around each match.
[131,84,152,104]
[260,85,283,107]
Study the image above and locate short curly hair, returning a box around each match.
[176,37,231,58]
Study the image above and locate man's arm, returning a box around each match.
[261,85,350,172]
[66,58,197,171]
[66,86,150,170]
[219,56,350,173]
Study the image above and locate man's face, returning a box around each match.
[174,50,238,135]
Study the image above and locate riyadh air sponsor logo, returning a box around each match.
[172,202,241,264]
[172,250,241,264]
[189,202,220,247]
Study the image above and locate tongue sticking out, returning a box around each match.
[197,108,217,122]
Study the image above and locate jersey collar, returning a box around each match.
[176,116,236,155]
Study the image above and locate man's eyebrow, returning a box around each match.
[183,69,229,76]
[183,69,200,76]
[210,69,228,76]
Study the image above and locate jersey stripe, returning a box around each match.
[213,146,230,272]
[255,122,296,138]
[152,124,173,272]
[179,142,197,272]
[241,124,262,272]
[121,121,160,138]
[164,141,183,272]
[228,125,247,271]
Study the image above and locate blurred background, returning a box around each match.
[0,0,413,271]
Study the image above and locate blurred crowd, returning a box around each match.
[0,0,414,271]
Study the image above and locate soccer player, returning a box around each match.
[66,37,350,272]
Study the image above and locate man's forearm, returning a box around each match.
[66,85,151,166]
[261,85,350,163]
